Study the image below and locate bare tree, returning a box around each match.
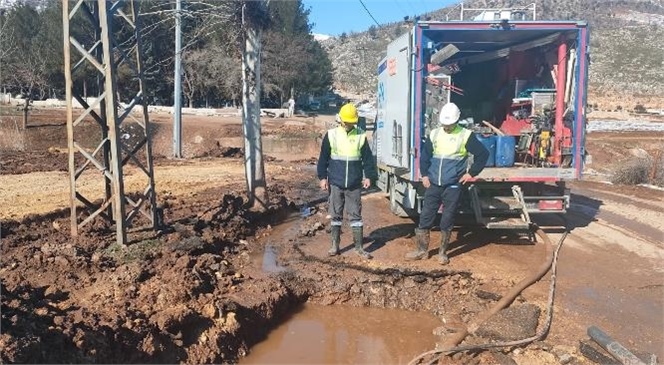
[11,53,47,128]
[182,50,197,108]
[0,8,16,103]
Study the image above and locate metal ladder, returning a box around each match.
[469,184,532,230]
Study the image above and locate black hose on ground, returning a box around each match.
[408,222,570,365]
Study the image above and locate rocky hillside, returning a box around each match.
[321,0,664,108]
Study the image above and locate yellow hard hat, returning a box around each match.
[338,103,358,123]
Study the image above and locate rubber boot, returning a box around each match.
[352,226,372,259]
[328,225,341,256]
[405,228,430,260]
[438,230,452,265]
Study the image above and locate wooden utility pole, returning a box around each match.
[241,1,268,210]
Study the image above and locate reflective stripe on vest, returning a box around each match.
[431,125,472,160]
[329,126,366,161]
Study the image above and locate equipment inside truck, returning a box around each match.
[423,28,582,169]
[374,20,588,221]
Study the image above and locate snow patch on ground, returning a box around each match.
[638,184,664,191]
[587,120,664,132]
[312,33,332,41]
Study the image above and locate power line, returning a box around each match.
[404,0,418,15]
[418,0,429,15]
[393,0,409,18]
[358,0,381,27]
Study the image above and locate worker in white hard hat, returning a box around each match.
[318,103,377,259]
[405,102,489,265]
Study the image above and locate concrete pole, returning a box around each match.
[173,0,183,158]
[241,1,268,209]
[0,9,5,105]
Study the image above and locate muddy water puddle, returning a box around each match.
[240,303,439,365]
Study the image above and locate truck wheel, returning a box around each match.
[389,177,410,217]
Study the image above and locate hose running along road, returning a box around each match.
[408,224,569,365]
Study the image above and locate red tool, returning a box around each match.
[441,82,464,96]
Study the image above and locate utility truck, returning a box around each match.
[373,5,589,229]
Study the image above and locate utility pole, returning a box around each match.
[173,0,183,158]
[357,46,368,65]
[0,8,6,104]
[62,0,158,245]
[241,0,268,210]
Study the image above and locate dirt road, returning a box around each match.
[1,111,662,364]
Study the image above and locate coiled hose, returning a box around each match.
[408,223,569,365]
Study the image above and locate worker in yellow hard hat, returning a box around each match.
[317,103,377,259]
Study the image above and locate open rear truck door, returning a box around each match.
[374,7,590,228]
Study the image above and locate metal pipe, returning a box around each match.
[587,326,647,365]
[173,0,182,158]
[554,39,567,165]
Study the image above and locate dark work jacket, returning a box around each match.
[420,129,489,187]
[317,127,377,189]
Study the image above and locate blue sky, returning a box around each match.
[304,0,458,36]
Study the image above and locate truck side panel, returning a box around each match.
[375,32,411,170]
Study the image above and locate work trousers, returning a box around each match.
[418,183,462,232]
[329,184,362,227]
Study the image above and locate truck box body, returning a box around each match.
[374,19,589,226]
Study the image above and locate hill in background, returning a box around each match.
[320,0,664,110]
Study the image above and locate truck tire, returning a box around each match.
[389,176,411,218]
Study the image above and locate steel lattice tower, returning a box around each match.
[62,0,157,245]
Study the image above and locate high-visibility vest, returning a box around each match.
[431,125,472,160]
[428,125,472,186]
[329,126,366,161]
[328,126,367,188]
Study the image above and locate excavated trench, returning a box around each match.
[1,181,551,364]
[236,194,561,364]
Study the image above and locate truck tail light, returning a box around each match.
[539,199,563,211]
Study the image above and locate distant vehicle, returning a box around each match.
[308,101,321,111]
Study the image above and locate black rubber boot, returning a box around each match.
[438,230,452,265]
[405,228,430,260]
[328,225,341,256]
[352,226,372,259]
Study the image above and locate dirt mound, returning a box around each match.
[0,186,298,364]
[201,146,244,159]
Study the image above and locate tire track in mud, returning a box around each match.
[569,203,663,246]
[570,181,664,246]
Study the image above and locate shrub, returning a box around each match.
[611,156,651,185]
[652,151,664,187]
[634,104,646,113]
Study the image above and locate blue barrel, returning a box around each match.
[495,135,516,167]
[476,134,496,167]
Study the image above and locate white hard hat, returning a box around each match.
[439,103,461,126]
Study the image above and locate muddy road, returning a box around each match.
[1,110,663,364]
